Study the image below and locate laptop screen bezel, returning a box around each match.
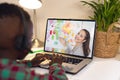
[44,18,96,59]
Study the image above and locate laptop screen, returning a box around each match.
[44,18,96,58]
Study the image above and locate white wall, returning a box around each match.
[0,0,94,41]
[36,0,94,41]
[1,0,120,53]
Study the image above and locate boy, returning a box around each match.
[0,3,68,80]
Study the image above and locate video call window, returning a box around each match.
[44,18,96,58]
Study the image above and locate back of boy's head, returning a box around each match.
[0,3,24,20]
[0,3,32,52]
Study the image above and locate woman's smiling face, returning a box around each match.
[75,29,86,43]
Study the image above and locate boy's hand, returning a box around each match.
[31,53,46,66]
[49,54,63,66]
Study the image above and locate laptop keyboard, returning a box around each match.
[45,54,83,64]
[64,57,83,64]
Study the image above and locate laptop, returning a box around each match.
[39,18,96,74]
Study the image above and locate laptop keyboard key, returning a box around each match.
[63,57,83,64]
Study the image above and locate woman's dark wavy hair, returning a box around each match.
[82,29,90,57]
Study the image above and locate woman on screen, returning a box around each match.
[59,29,90,57]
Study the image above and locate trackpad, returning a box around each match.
[62,63,75,71]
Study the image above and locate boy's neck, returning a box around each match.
[0,50,17,60]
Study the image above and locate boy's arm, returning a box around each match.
[48,63,68,80]
[26,63,68,80]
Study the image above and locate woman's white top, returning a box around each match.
[65,44,84,56]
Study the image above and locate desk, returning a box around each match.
[25,48,120,80]
[30,55,120,80]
